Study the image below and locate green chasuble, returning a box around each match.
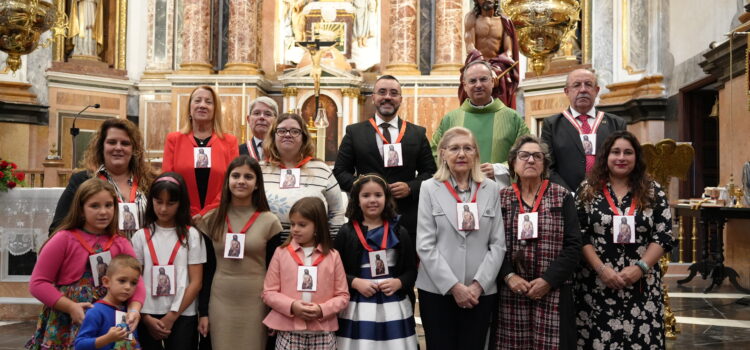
[430,98,530,165]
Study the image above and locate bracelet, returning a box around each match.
[503,272,516,283]
[635,260,650,274]
[596,264,607,274]
[127,309,139,313]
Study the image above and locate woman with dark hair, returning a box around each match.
[50,118,155,237]
[162,85,239,216]
[196,155,282,350]
[574,130,673,349]
[261,113,345,241]
[494,134,581,350]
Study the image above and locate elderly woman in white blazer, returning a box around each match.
[417,126,506,350]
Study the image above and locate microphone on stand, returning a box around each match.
[71,104,100,167]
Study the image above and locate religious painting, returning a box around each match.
[278,0,381,71]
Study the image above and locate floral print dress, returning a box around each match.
[573,180,673,350]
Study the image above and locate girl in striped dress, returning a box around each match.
[335,174,418,349]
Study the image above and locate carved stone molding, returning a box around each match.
[342,87,360,98]
[699,22,750,90]
[0,101,49,125]
[598,75,667,123]
[281,87,298,97]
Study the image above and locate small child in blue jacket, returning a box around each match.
[75,254,142,350]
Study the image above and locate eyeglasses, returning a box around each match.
[276,128,303,137]
[444,145,476,155]
[517,151,544,161]
[375,89,401,97]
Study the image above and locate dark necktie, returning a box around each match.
[255,141,262,158]
[577,115,595,173]
[380,122,392,143]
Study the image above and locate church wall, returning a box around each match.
[668,0,740,67]
[626,120,665,145]
[140,93,175,159]
[0,124,31,169]
[717,74,750,283]
[717,75,750,187]
[665,0,740,97]
[46,85,130,169]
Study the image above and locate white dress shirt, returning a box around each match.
[569,107,597,127]
[132,225,207,316]
[373,115,400,158]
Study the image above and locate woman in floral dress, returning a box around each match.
[574,130,673,349]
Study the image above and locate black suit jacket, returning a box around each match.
[333,118,436,237]
[541,111,627,191]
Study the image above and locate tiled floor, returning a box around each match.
[663,270,750,349]
[2,271,749,349]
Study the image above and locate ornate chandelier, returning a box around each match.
[502,0,580,75]
[0,0,65,73]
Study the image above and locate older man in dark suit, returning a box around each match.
[334,75,436,239]
[541,68,627,191]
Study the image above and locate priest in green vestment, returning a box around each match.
[431,61,530,186]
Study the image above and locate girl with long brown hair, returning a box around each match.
[196,155,282,350]
[28,178,145,349]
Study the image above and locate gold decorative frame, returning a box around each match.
[746,46,750,111]
[116,0,127,70]
[52,0,127,69]
[621,0,646,75]
[582,0,591,64]
[52,0,66,62]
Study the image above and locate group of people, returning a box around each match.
[26,66,672,350]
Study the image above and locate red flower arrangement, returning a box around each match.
[0,158,25,192]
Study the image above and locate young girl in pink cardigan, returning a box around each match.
[262,197,349,350]
[27,178,145,349]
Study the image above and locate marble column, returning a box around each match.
[384,0,420,75]
[431,0,463,74]
[342,89,352,127]
[342,88,361,126]
[143,0,176,77]
[179,0,212,73]
[222,0,261,75]
[282,87,298,113]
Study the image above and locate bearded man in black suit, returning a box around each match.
[333,75,436,239]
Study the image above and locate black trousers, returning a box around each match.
[419,289,497,350]
[138,314,198,350]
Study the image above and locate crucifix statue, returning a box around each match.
[296,32,337,128]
